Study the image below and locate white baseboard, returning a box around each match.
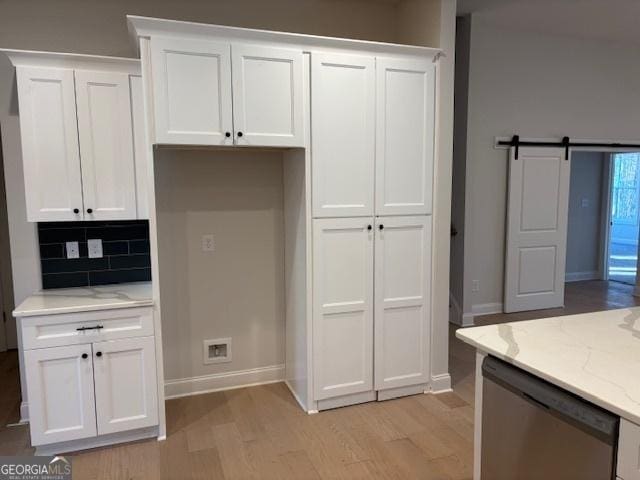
[164,364,285,399]
[284,380,310,413]
[461,302,503,325]
[430,373,452,393]
[472,302,503,315]
[35,426,158,456]
[461,312,475,327]
[565,270,600,282]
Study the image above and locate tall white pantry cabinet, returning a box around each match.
[311,53,435,408]
[129,16,439,413]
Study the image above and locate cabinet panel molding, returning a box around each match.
[376,57,435,216]
[93,336,159,435]
[150,36,233,146]
[16,66,84,222]
[75,70,137,220]
[232,44,304,147]
[374,215,432,391]
[313,217,374,400]
[311,53,375,218]
[25,344,97,445]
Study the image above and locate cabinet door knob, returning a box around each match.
[379,224,384,230]
[87,208,93,214]
[237,131,244,138]
[96,351,102,357]
[225,132,231,138]
[73,208,80,214]
[82,353,88,359]
[367,225,372,230]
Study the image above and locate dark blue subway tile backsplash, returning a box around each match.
[38,220,152,289]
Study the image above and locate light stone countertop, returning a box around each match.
[456,307,640,425]
[13,282,153,317]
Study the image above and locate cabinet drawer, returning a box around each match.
[618,419,640,480]
[21,307,154,350]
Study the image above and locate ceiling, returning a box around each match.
[457,0,640,45]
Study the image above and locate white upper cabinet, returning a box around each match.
[374,216,431,391]
[93,336,158,435]
[311,53,375,217]
[150,37,233,146]
[313,218,374,400]
[75,70,137,220]
[376,57,435,216]
[149,37,304,148]
[16,66,84,222]
[232,44,304,147]
[25,344,97,445]
[13,54,145,223]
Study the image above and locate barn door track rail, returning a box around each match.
[498,135,640,160]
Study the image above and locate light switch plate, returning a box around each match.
[87,239,103,258]
[202,234,215,252]
[65,241,79,259]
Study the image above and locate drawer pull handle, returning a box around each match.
[81,353,88,359]
[96,351,102,357]
[76,325,104,332]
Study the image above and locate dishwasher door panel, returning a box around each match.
[482,376,616,480]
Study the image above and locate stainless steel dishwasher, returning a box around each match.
[481,356,619,480]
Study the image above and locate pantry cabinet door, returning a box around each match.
[232,44,304,147]
[75,70,137,220]
[24,344,97,445]
[311,53,375,217]
[376,58,435,216]
[93,336,158,435]
[374,216,431,392]
[16,66,84,222]
[150,37,233,146]
[313,218,374,400]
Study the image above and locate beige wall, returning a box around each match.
[461,15,640,315]
[0,0,401,57]
[154,150,285,380]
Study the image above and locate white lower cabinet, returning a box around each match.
[22,308,158,448]
[313,216,431,405]
[618,419,640,480]
[24,344,97,445]
[374,216,431,392]
[93,336,158,435]
[313,218,374,400]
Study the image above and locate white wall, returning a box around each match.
[566,152,605,281]
[461,15,640,315]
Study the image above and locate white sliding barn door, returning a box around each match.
[504,147,571,312]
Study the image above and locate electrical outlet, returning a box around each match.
[203,338,232,364]
[65,241,79,259]
[472,280,480,292]
[202,234,215,252]
[87,239,103,258]
[581,198,589,208]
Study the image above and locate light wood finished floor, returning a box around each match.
[0,280,636,479]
